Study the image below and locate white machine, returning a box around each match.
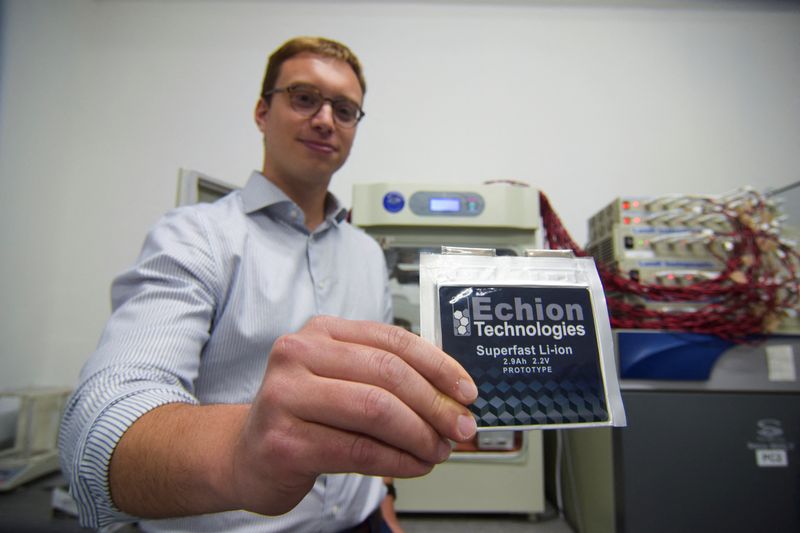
[351,182,546,516]
[0,388,71,491]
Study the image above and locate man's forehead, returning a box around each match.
[276,52,362,101]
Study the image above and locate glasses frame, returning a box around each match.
[263,84,365,128]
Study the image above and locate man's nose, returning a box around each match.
[310,101,335,131]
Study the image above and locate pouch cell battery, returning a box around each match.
[420,250,626,430]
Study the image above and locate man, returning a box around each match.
[58,36,478,533]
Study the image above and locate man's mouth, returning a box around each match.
[300,139,337,154]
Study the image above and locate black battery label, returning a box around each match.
[439,285,609,427]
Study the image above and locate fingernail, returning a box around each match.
[457,378,478,401]
[457,414,477,439]
[437,439,453,462]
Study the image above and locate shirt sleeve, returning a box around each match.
[58,207,222,528]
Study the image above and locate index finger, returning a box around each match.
[307,316,478,405]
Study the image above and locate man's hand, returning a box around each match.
[109,316,477,519]
[228,316,478,515]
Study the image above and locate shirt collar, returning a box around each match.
[241,171,348,225]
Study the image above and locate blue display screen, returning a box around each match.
[429,197,461,212]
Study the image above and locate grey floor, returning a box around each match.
[398,511,575,533]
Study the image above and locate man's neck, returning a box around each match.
[263,173,330,231]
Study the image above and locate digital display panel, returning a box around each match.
[429,197,461,212]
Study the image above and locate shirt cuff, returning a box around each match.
[70,387,198,528]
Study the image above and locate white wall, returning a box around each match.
[1,0,799,389]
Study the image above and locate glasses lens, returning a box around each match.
[332,101,360,126]
[288,88,322,114]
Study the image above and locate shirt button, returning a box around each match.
[318,281,326,290]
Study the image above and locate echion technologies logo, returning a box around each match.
[449,292,587,341]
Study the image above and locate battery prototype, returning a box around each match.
[420,248,626,430]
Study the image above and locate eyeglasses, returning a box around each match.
[263,84,365,128]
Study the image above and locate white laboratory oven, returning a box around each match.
[351,182,545,515]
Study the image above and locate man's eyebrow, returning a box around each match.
[287,81,317,89]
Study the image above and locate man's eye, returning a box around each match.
[292,91,320,109]
[334,103,358,121]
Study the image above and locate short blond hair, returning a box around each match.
[260,36,366,99]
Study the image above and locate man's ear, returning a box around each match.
[254,97,270,134]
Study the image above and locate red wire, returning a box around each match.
[538,190,799,340]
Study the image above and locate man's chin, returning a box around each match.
[305,161,346,181]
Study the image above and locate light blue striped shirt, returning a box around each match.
[59,172,392,532]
